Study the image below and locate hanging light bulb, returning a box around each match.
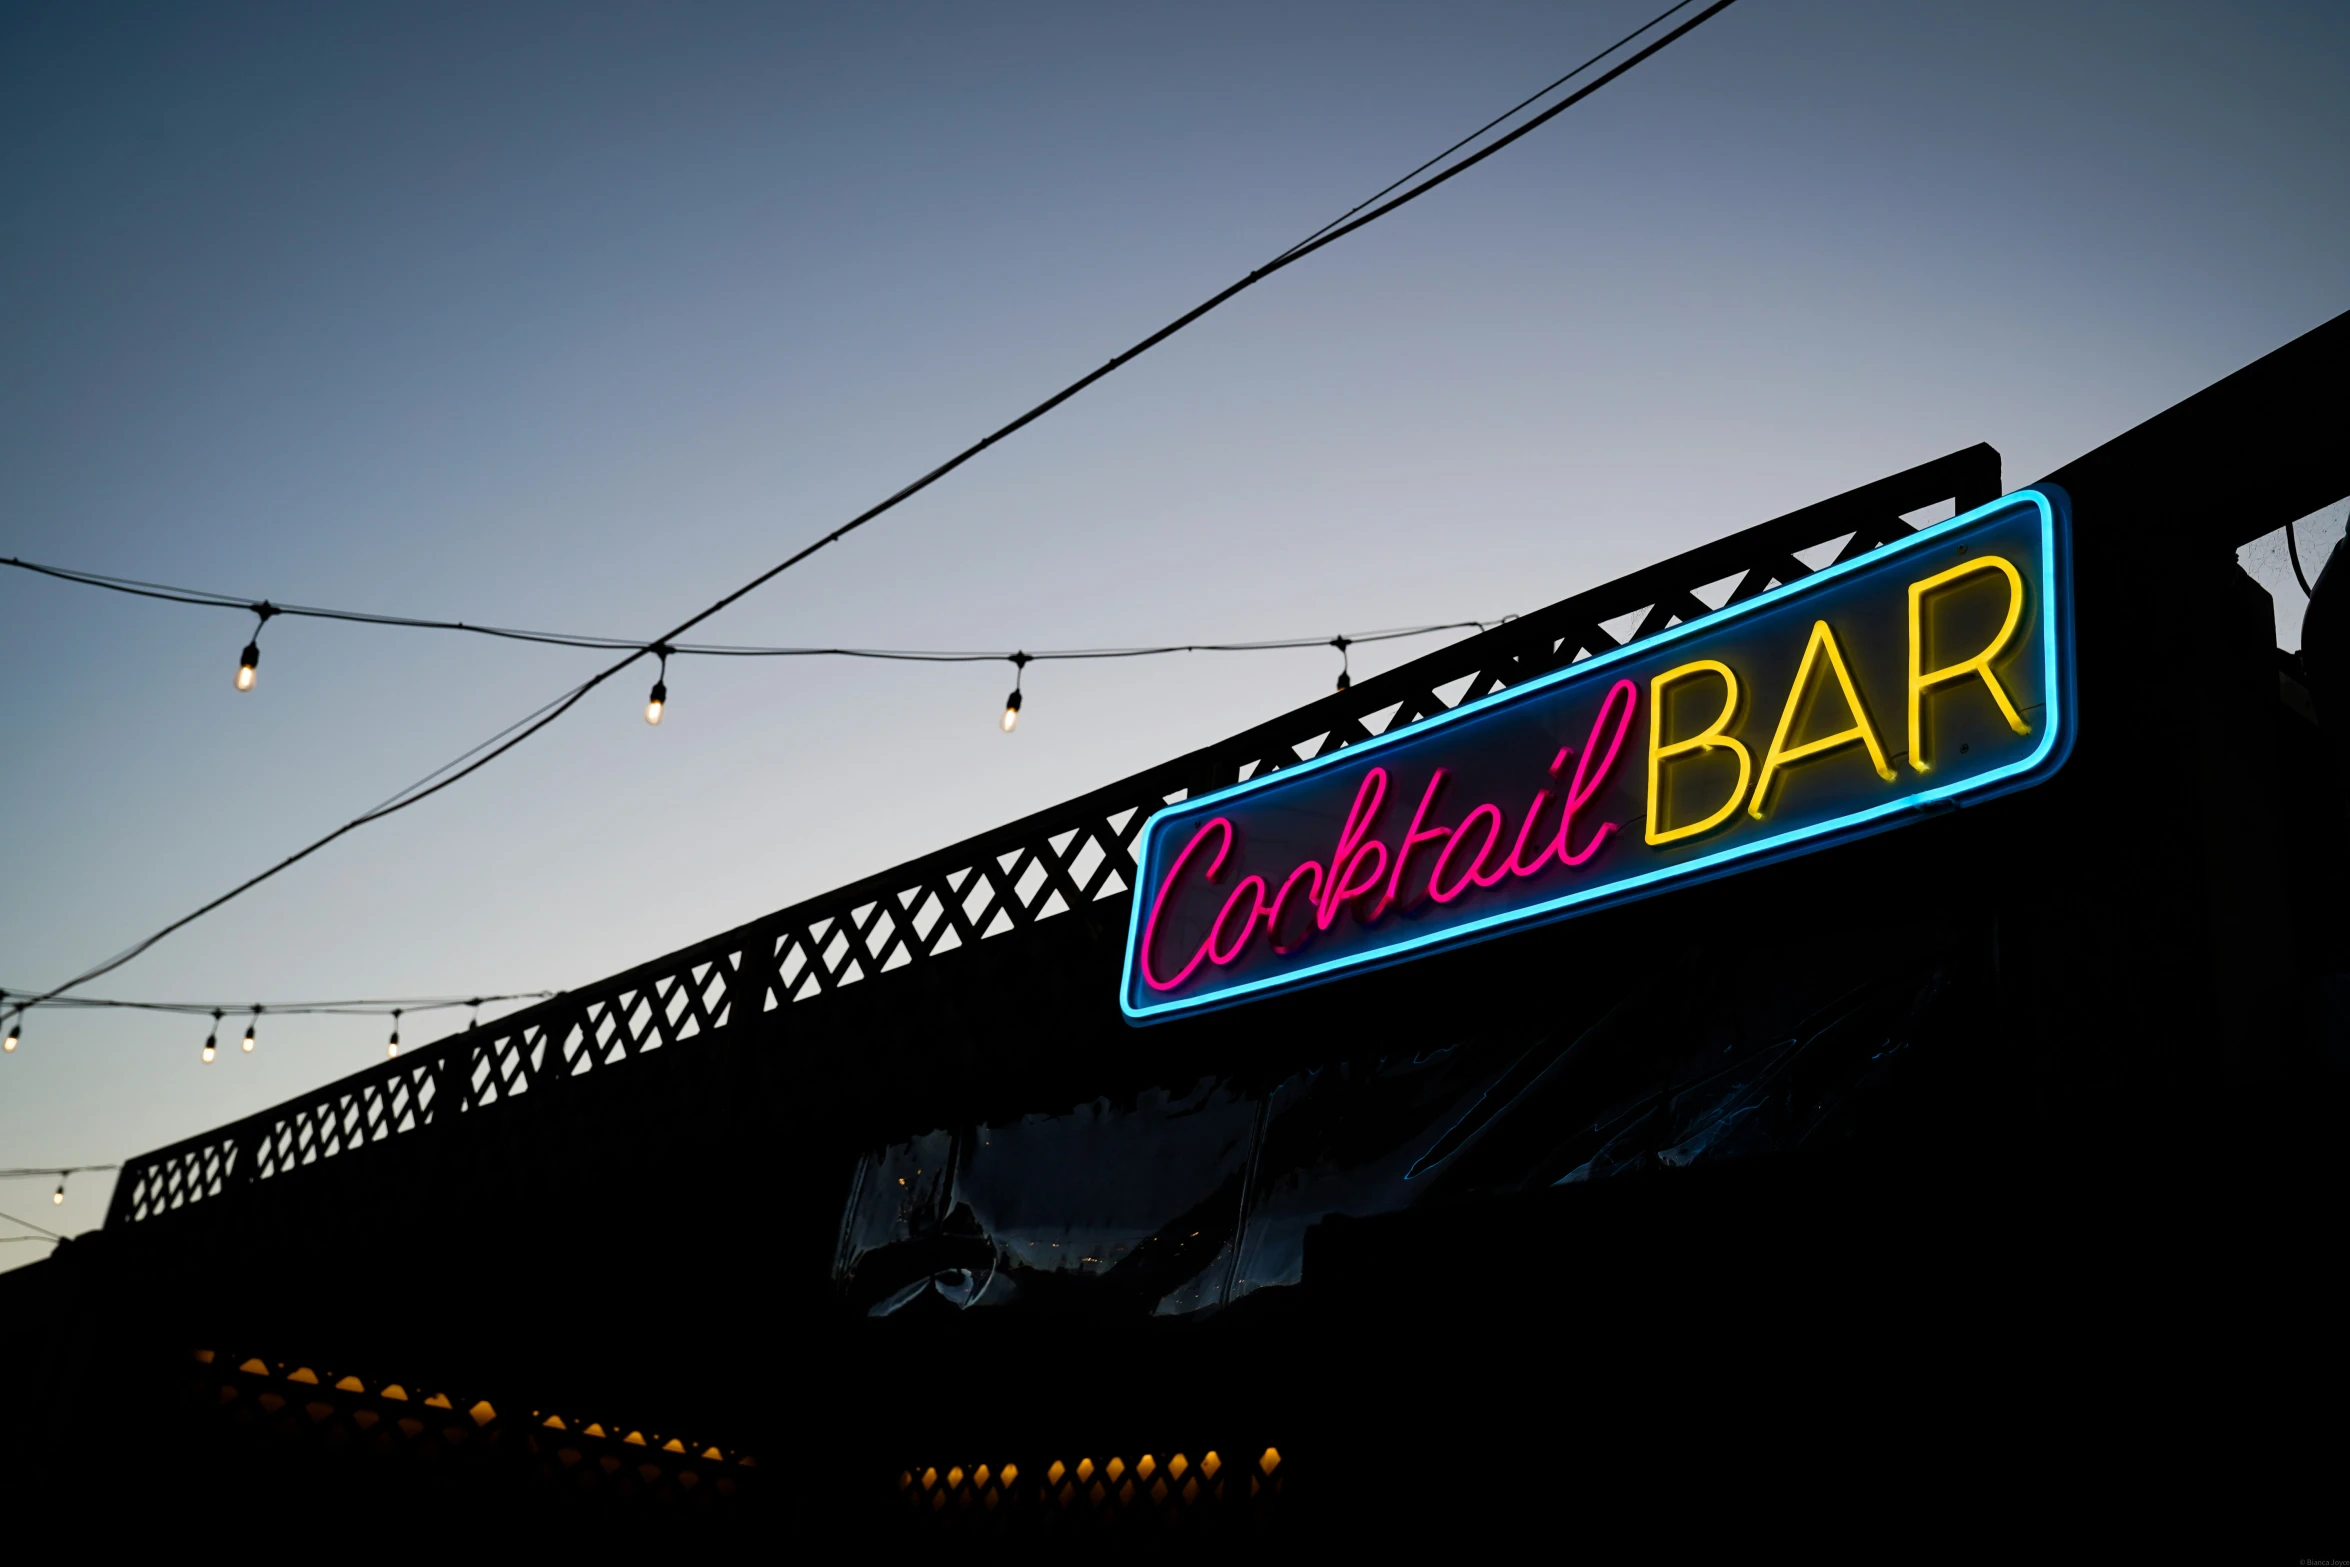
[242,1009,258,1053]
[235,603,276,692]
[1331,636,1353,693]
[1001,652,1030,733]
[4,1012,19,1053]
[52,1179,65,1206]
[202,1010,221,1064]
[645,646,670,725]
[386,1008,401,1059]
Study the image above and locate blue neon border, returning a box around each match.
[1120,486,2076,1024]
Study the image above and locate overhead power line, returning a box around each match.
[10,0,1739,1010]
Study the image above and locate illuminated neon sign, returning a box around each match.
[1120,487,2074,1022]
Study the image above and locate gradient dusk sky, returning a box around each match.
[4,0,2346,1252]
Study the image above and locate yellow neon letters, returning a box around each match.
[1646,659,1751,846]
[1907,555,2028,772]
[1749,620,1895,819]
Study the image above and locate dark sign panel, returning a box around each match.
[1120,488,2074,1022]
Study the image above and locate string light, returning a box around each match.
[52,1180,65,1206]
[387,1009,401,1059]
[1001,653,1030,733]
[5,1011,19,1053]
[645,646,669,726]
[202,1009,220,1064]
[234,603,277,692]
[0,0,1728,1004]
[1331,636,1353,693]
[242,1008,259,1053]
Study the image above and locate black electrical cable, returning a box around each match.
[1,992,549,1020]
[0,557,1506,662]
[0,1208,66,1240]
[2286,517,2314,598]
[1269,0,1702,264]
[8,0,1737,1010]
[0,1165,119,1179]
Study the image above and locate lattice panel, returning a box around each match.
[110,448,1998,1228]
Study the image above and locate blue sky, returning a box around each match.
[3,0,2345,1251]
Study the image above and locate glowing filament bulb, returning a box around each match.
[242,1019,257,1053]
[1001,688,1022,732]
[203,1009,220,1064]
[3,1016,18,1052]
[645,680,666,726]
[236,641,260,691]
[52,1181,64,1206]
[387,1010,401,1059]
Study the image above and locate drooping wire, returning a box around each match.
[3,556,1509,667]
[0,1207,66,1241]
[2287,517,2314,599]
[1267,0,1703,266]
[0,989,553,1019]
[4,0,1738,1010]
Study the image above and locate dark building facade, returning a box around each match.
[9,311,2349,1547]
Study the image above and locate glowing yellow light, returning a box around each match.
[1076,1458,1095,1481]
[1000,1463,1018,1486]
[1048,1460,1066,1484]
[1105,1457,1125,1482]
[1200,1451,1221,1478]
[1749,619,1895,819]
[1908,554,2028,772]
[1260,1446,1282,1475]
[1001,698,1021,733]
[52,1182,65,1205]
[235,663,256,692]
[241,1020,256,1053]
[644,697,664,725]
[1646,659,1752,846]
[202,1040,216,1063]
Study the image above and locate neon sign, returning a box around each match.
[1120,488,2074,1022]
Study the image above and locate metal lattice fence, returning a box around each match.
[108,446,1999,1227]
